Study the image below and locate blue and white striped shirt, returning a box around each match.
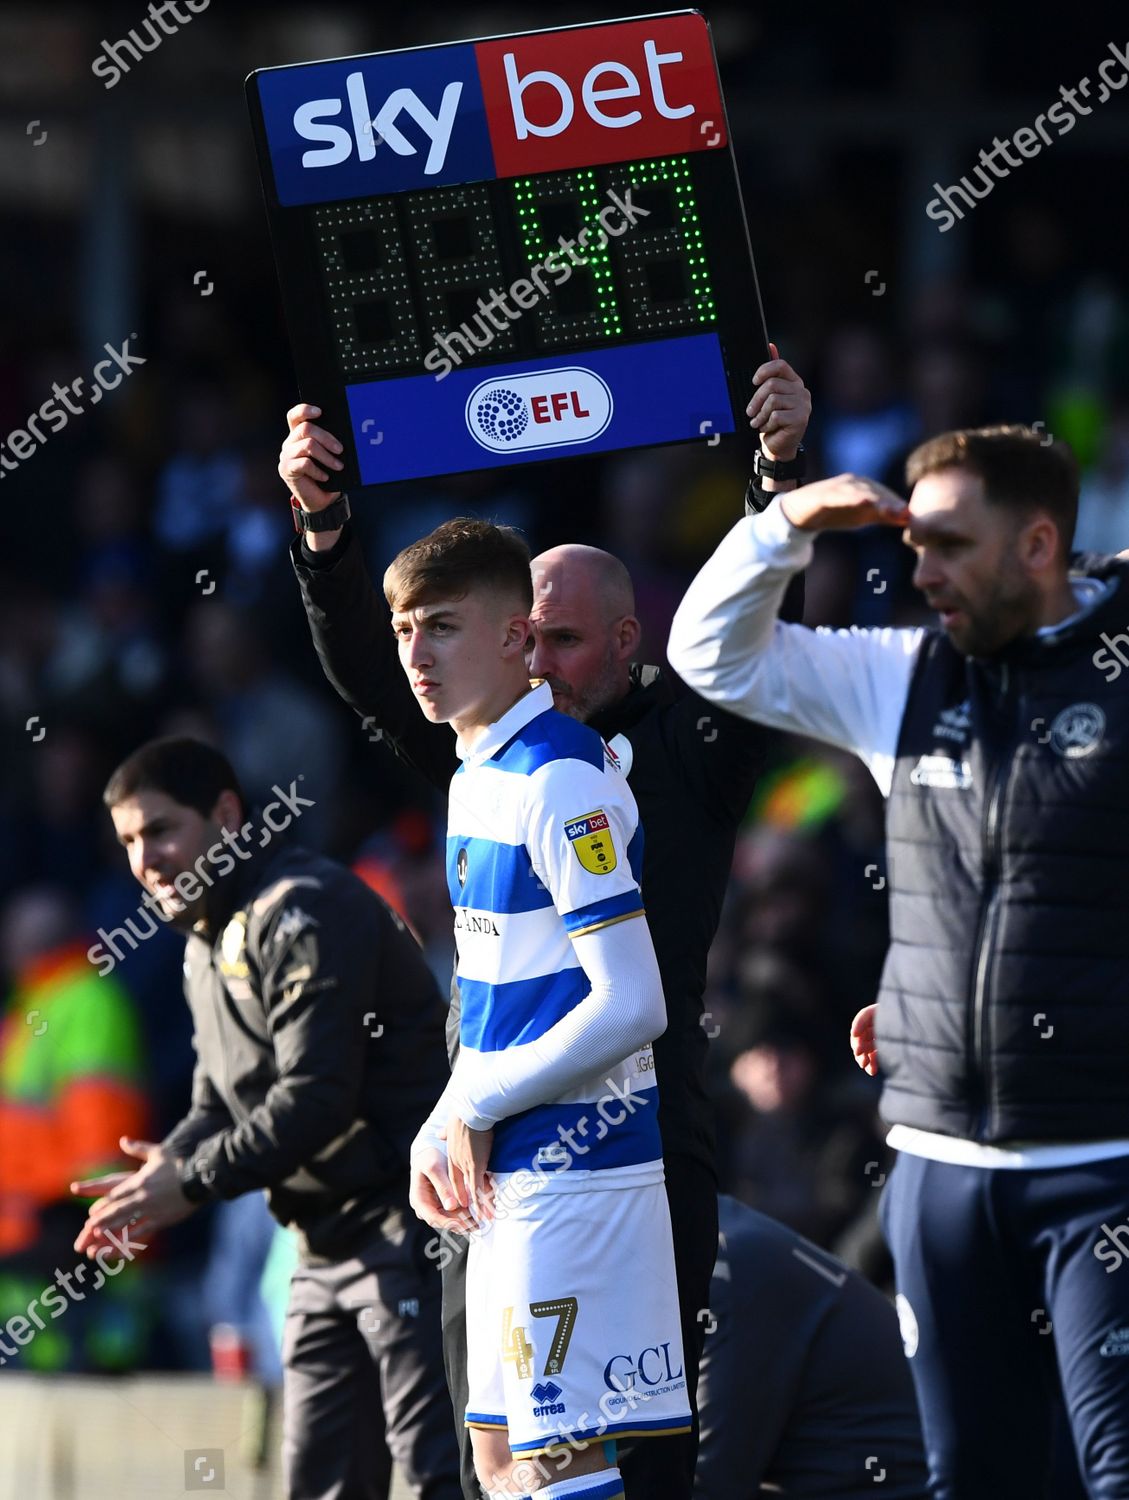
[447,681,662,1184]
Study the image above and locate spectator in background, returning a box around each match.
[716,953,883,1248]
[1075,404,1129,554]
[181,599,344,850]
[0,886,150,1371]
[817,326,920,482]
[600,447,694,664]
[811,327,922,629]
[3,726,110,900]
[153,381,243,555]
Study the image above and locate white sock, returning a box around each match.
[535,1469,624,1499]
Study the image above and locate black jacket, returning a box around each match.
[695,1196,927,1498]
[292,520,800,1174]
[163,840,450,1259]
[879,560,1129,1142]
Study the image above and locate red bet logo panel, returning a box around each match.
[476,13,726,178]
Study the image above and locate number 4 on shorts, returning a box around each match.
[501,1306,535,1381]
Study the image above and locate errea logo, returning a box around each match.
[531,1378,566,1416]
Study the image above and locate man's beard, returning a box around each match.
[550,652,622,723]
[947,575,1039,658]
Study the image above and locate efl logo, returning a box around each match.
[466,368,612,453]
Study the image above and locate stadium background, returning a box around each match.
[1,0,1128,1492]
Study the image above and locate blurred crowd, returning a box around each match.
[3,6,1129,1379]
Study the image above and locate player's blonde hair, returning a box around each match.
[383,516,533,613]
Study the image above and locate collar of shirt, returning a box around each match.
[588,663,671,740]
[456,680,554,767]
[1037,575,1114,637]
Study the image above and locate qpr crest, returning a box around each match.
[1048,703,1106,759]
[456,847,468,887]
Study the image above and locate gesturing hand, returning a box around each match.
[781,474,911,534]
[70,1137,195,1255]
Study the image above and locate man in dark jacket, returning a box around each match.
[668,427,1129,1498]
[278,349,811,1500]
[696,1195,928,1499]
[72,736,462,1500]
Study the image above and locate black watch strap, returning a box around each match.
[745,479,778,515]
[291,494,351,533]
[752,444,806,481]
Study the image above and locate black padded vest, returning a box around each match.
[877,564,1129,1142]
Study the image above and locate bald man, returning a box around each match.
[280,354,811,1500]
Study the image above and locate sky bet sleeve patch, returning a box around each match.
[564,809,618,876]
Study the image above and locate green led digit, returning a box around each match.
[604,155,718,337]
[510,169,623,348]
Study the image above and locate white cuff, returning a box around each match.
[753,496,816,564]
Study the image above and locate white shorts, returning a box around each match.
[465,1175,691,1456]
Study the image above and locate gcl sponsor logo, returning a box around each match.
[467,368,612,453]
[603,1341,683,1393]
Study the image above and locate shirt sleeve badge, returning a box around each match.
[564,809,618,875]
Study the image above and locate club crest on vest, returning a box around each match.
[1048,702,1106,759]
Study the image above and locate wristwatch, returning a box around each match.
[751,444,806,482]
[291,493,352,533]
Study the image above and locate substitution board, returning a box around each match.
[247,11,768,488]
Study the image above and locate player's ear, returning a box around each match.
[211,788,244,834]
[503,612,533,655]
[616,614,642,660]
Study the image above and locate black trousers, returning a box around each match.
[282,1210,463,1500]
[880,1151,1129,1498]
[439,1154,718,1500]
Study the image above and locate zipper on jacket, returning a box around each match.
[969,662,1016,1140]
[208,947,240,1123]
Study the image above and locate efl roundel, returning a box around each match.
[564,808,618,875]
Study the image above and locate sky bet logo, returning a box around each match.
[467,368,612,453]
[254,14,723,207]
[294,72,463,175]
